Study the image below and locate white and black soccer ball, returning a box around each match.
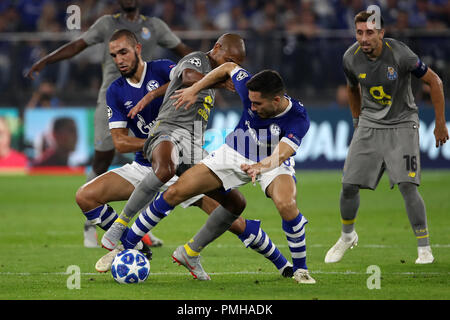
[111,249,150,284]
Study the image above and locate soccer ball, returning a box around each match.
[111,249,150,284]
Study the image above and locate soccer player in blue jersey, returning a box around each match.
[121,62,316,284]
[77,30,294,277]
[26,0,193,248]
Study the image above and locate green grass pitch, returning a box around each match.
[0,170,449,300]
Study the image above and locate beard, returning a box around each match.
[120,52,139,78]
[120,0,137,13]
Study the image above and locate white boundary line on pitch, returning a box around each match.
[1,270,449,277]
[2,243,449,249]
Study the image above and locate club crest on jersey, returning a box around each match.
[107,106,113,119]
[146,80,160,92]
[188,57,201,67]
[270,123,281,136]
[387,66,397,80]
[141,27,151,40]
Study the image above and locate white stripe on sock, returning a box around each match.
[131,223,146,237]
[100,211,116,228]
[256,234,269,252]
[292,216,308,232]
[139,212,153,231]
[263,244,276,258]
[288,239,306,248]
[291,251,306,259]
[284,228,305,239]
[146,207,162,224]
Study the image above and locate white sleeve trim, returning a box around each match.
[230,66,244,78]
[281,137,299,151]
[109,121,128,129]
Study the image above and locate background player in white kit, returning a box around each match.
[324,11,449,265]
[25,0,192,247]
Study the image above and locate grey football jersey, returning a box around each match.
[156,51,215,145]
[343,38,423,128]
[80,13,181,105]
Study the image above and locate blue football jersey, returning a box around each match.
[106,59,176,165]
[225,67,310,162]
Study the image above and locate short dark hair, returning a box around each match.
[354,10,384,29]
[109,29,139,46]
[246,70,285,99]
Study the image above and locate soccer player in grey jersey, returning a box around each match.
[25,0,192,247]
[325,11,449,264]
[101,33,247,251]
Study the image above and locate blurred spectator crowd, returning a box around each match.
[0,0,450,109]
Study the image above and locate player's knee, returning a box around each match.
[75,185,90,210]
[398,182,417,196]
[163,184,185,206]
[273,197,297,217]
[342,183,359,199]
[223,190,246,216]
[75,185,99,211]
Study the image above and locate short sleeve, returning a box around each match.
[230,67,252,106]
[343,55,358,87]
[152,17,181,49]
[106,83,127,129]
[172,52,205,79]
[401,48,428,78]
[152,59,176,82]
[281,113,309,151]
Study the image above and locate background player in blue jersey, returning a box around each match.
[121,62,315,284]
[78,30,294,277]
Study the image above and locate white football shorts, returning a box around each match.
[111,161,204,208]
[201,144,296,194]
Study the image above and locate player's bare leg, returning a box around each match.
[83,149,115,247]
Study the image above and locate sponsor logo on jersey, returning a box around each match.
[387,66,397,80]
[188,57,202,67]
[146,80,160,92]
[141,27,151,40]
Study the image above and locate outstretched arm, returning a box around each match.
[421,68,449,147]
[25,38,88,80]
[171,62,238,110]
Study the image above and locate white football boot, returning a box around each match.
[95,245,124,272]
[324,231,358,263]
[415,246,434,264]
[83,221,99,248]
[293,269,316,284]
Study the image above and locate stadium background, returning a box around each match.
[1,0,450,173]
